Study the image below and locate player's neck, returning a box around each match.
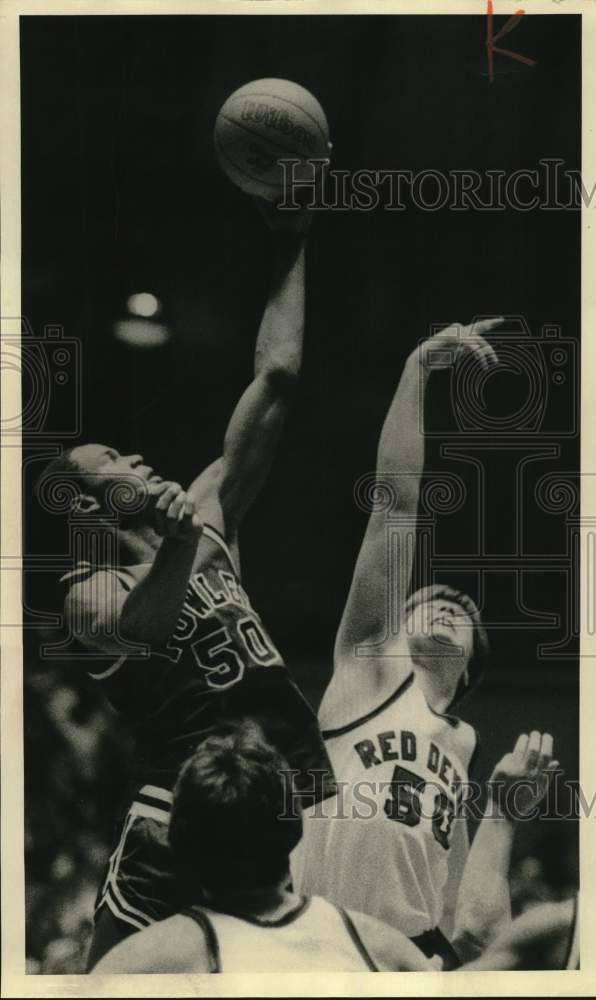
[411,657,458,714]
[203,881,296,920]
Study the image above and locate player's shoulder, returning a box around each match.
[428,699,478,770]
[319,668,416,738]
[63,564,139,608]
[92,913,210,973]
[343,907,432,972]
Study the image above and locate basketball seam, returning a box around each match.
[219,112,319,161]
[224,92,328,147]
[214,134,279,188]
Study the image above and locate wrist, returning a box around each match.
[159,534,199,554]
[406,347,431,387]
[485,787,518,825]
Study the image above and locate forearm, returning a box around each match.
[254,234,305,381]
[119,538,197,649]
[452,804,514,960]
[376,349,430,507]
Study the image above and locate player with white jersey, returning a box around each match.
[93,720,433,974]
[292,318,558,967]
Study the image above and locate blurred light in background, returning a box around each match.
[126,292,161,318]
[114,317,171,349]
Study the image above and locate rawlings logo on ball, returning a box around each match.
[241,100,317,151]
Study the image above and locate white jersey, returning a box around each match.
[183,895,379,972]
[292,671,478,938]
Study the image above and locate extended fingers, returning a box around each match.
[512,733,529,763]
[472,317,505,336]
[166,490,189,535]
[537,732,554,772]
[524,730,542,772]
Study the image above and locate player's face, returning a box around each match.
[71,444,162,497]
[405,598,474,671]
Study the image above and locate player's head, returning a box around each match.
[404,584,489,707]
[37,444,160,519]
[169,719,302,898]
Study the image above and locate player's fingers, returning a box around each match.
[164,492,187,535]
[472,317,505,335]
[147,479,169,498]
[155,482,182,511]
[472,336,499,367]
[168,490,188,519]
[525,730,542,771]
[512,733,528,762]
[537,732,554,771]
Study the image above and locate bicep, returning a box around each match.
[220,371,292,526]
[320,517,414,726]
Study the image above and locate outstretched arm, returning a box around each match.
[461,897,576,971]
[452,732,559,962]
[189,206,310,539]
[319,320,500,727]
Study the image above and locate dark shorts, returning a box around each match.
[89,784,178,965]
[411,926,461,970]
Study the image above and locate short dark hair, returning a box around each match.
[169,719,302,897]
[404,583,490,707]
[36,448,82,507]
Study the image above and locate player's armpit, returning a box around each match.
[187,458,225,534]
[64,571,131,656]
[318,516,414,729]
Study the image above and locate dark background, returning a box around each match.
[21,14,580,971]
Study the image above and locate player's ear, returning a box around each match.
[71,493,101,515]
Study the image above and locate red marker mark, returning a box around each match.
[486,1,537,83]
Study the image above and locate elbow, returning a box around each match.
[260,365,300,399]
[451,923,486,963]
[453,910,511,963]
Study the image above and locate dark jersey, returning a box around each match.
[62,525,334,799]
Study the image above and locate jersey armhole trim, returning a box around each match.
[88,655,127,681]
[180,908,221,973]
[203,524,236,571]
[338,909,378,972]
[322,672,415,740]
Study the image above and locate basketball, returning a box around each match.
[214,78,330,200]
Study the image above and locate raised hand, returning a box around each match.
[252,193,313,235]
[417,317,503,372]
[148,481,203,544]
[488,731,560,820]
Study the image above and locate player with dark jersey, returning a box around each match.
[39,200,334,967]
